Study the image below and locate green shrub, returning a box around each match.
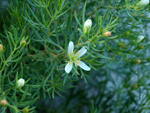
[0,0,150,113]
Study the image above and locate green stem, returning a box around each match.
[0,46,21,73]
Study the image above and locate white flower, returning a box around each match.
[16,78,25,88]
[65,41,91,73]
[137,35,144,43]
[137,0,149,6]
[83,19,92,34]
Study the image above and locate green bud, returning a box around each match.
[125,31,130,35]
[131,85,138,90]
[23,108,29,113]
[20,40,27,47]
[147,57,150,62]
[115,51,121,55]
[137,45,144,50]
[117,42,125,48]
[131,59,141,64]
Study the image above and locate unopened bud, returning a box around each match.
[137,45,144,49]
[137,36,144,43]
[134,85,138,89]
[131,59,141,64]
[20,40,27,47]
[115,51,121,55]
[121,46,125,48]
[137,60,141,64]
[131,85,138,90]
[23,108,29,113]
[125,31,130,35]
[147,57,150,62]
[137,0,149,6]
[83,19,92,34]
[0,99,7,106]
[103,31,111,37]
[0,44,3,51]
[16,78,25,88]
[134,6,138,10]
[117,42,125,47]
[23,41,26,44]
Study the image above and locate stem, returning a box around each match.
[0,46,21,73]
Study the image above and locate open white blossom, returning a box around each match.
[65,41,91,73]
[137,0,149,6]
[16,78,25,88]
[83,19,92,34]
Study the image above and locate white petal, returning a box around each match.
[65,62,73,73]
[137,0,149,5]
[75,47,87,58]
[68,41,74,56]
[75,60,90,71]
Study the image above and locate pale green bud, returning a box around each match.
[20,40,27,47]
[83,19,92,34]
[23,108,29,113]
[137,36,144,43]
[16,78,25,88]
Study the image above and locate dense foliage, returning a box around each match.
[0,0,150,113]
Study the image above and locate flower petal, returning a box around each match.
[68,41,74,56]
[75,60,90,71]
[75,47,87,58]
[65,62,73,73]
[137,0,149,6]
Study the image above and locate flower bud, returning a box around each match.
[0,44,3,51]
[16,78,25,88]
[137,45,144,49]
[125,31,130,35]
[115,51,121,55]
[117,42,125,47]
[137,36,144,43]
[147,57,150,62]
[83,19,92,34]
[0,99,7,106]
[23,41,27,44]
[103,31,111,37]
[137,0,149,6]
[20,40,27,47]
[131,85,138,90]
[23,108,29,113]
[131,59,141,64]
[134,6,138,10]
[137,60,141,64]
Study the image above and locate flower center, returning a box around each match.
[70,56,77,62]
